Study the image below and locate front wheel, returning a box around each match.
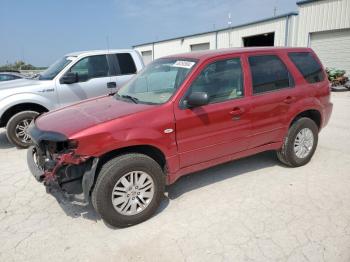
[6,111,39,148]
[277,117,319,167]
[92,153,165,227]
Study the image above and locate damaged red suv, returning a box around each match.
[27,47,332,227]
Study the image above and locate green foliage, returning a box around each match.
[0,60,45,71]
[326,67,346,81]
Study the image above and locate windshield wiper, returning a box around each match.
[120,94,139,104]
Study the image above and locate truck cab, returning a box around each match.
[0,49,144,147]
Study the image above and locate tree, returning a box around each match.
[0,60,42,71]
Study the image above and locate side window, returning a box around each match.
[187,58,244,104]
[0,74,16,81]
[115,53,137,75]
[249,55,293,94]
[70,55,109,82]
[288,52,325,83]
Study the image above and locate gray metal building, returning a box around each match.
[134,0,350,74]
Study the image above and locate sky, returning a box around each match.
[0,0,298,66]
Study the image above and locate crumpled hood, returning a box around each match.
[35,96,154,137]
[0,79,42,90]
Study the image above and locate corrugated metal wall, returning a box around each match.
[153,33,216,59]
[296,0,350,46]
[222,17,287,47]
[135,17,289,59]
[134,0,350,62]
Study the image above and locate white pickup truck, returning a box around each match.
[0,49,144,148]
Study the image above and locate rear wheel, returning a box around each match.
[92,153,165,227]
[277,117,318,167]
[6,111,39,148]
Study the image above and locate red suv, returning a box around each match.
[27,47,332,227]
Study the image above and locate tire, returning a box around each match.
[92,153,165,227]
[27,146,44,181]
[6,111,39,148]
[277,117,318,167]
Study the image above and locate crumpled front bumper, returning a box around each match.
[26,122,99,205]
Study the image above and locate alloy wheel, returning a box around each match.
[111,171,155,216]
[294,127,314,159]
[15,119,32,144]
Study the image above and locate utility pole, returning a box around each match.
[228,13,232,48]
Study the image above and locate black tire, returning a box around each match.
[27,146,44,181]
[91,153,165,227]
[277,117,318,167]
[6,111,39,148]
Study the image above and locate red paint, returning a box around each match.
[35,47,333,185]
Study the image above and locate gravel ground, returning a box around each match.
[1,92,350,262]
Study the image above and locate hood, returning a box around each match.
[35,96,155,137]
[0,78,42,91]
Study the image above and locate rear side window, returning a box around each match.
[115,53,137,75]
[248,55,293,94]
[288,52,324,83]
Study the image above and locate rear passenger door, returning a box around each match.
[246,53,299,148]
[174,56,252,168]
[109,53,138,88]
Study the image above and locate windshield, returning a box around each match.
[38,56,74,80]
[116,58,197,104]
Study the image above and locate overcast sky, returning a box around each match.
[0,0,298,66]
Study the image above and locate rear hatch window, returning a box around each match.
[288,52,325,83]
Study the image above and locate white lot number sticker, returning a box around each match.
[173,61,195,69]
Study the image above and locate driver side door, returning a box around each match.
[56,54,113,106]
[174,56,252,168]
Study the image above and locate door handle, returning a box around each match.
[107,82,117,89]
[283,96,295,104]
[229,107,245,120]
[229,107,245,116]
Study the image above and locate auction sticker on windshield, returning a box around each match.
[173,61,195,69]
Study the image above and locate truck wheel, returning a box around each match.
[277,117,318,167]
[92,153,165,227]
[6,111,39,148]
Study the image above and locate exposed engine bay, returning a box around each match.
[27,123,99,204]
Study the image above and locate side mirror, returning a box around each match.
[185,92,209,108]
[60,72,78,84]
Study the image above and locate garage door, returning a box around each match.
[311,29,350,76]
[190,43,210,52]
[141,50,153,65]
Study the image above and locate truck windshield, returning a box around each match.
[38,56,74,80]
[116,58,197,104]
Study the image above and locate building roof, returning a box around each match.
[162,47,312,61]
[297,0,324,5]
[133,12,299,48]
